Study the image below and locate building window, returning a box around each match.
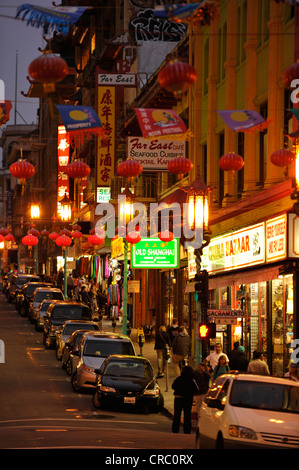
[258,102,268,187]
[257,0,270,48]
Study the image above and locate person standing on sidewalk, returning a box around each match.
[172,327,191,377]
[193,362,210,417]
[167,318,179,348]
[172,366,198,434]
[154,325,170,378]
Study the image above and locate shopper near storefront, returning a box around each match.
[167,318,179,347]
[284,363,299,382]
[171,366,198,434]
[212,355,230,381]
[194,362,210,416]
[203,343,229,371]
[234,345,249,372]
[247,350,270,375]
[67,273,74,299]
[154,325,170,378]
[228,341,240,370]
[172,327,191,376]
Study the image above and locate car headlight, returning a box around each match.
[229,425,257,440]
[144,384,160,396]
[99,384,116,393]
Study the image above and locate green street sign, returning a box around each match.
[132,238,179,269]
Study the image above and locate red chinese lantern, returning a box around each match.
[158,59,197,97]
[168,157,193,177]
[4,233,14,242]
[117,159,143,178]
[28,228,40,237]
[22,234,38,249]
[64,160,91,179]
[0,228,9,236]
[219,152,244,172]
[126,231,141,244]
[72,224,81,231]
[71,230,82,239]
[159,230,174,242]
[40,229,49,237]
[55,235,72,248]
[282,61,299,89]
[88,234,104,245]
[270,148,296,167]
[49,232,59,241]
[9,159,35,194]
[59,228,72,237]
[0,234,4,243]
[28,52,69,93]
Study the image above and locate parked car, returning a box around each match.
[56,319,99,360]
[15,282,54,316]
[196,373,299,449]
[28,287,64,324]
[43,300,92,349]
[2,272,14,296]
[71,332,136,392]
[35,299,53,331]
[93,355,164,412]
[6,274,40,303]
[62,330,89,375]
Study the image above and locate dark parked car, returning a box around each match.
[15,282,54,317]
[61,330,90,375]
[93,355,164,413]
[35,299,53,331]
[28,287,64,324]
[56,319,100,360]
[2,272,14,296]
[43,300,92,349]
[6,274,40,303]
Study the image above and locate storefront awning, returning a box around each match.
[209,265,282,289]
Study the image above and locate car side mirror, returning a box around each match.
[207,398,224,410]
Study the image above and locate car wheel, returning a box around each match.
[71,372,82,393]
[93,390,102,409]
[44,333,53,349]
[65,358,72,376]
[216,432,224,449]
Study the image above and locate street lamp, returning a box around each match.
[185,170,211,365]
[30,202,41,275]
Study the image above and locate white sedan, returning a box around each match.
[196,373,299,449]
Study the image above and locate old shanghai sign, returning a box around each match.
[132,238,179,269]
[127,136,185,171]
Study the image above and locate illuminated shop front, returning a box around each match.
[198,214,296,377]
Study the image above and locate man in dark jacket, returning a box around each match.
[172,327,191,376]
[172,366,198,434]
[154,325,170,378]
[228,341,240,370]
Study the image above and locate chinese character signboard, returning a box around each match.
[97,87,115,187]
[266,214,287,262]
[57,125,70,217]
[132,238,179,269]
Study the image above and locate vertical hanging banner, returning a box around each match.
[97,86,115,187]
[57,125,70,217]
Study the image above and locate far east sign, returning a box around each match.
[132,238,179,269]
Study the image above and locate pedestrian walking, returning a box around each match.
[172,327,191,377]
[80,285,92,307]
[247,350,270,375]
[67,273,74,299]
[203,343,229,371]
[234,345,249,372]
[171,366,198,434]
[284,363,299,382]
[212,355,230,381]
[154,325,170,378]
[228,341,240,370]
[167,318,179,347]
[193,362,210,417]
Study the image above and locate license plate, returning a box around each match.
[124,396,136,404]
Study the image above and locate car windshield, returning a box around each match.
[17,276,39,286]
[63,323,98,335]
[52,305,90,320]
[26,284,52,297]
[83,340,134,358]
[105,360,153,379]
[34,291,63,302]
[230,380,299,413]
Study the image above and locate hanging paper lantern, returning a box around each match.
[22,234,38,249]
[0,234,4,243]
[282,61,299,89]
[40,229,49,237]
[117,159,143,178]
[88,234,104,245]
[64,160,91,179]
[270,148,296,167]
[158,59,197,97]
[55,235,72,248]
[126,231,141,244]
[28,52,69,93]
[4,233,14,242]
[28,228,40,237]
[71,230,82,239]
[0,228,9,236]
[49,232,59,241]
[168,157,193,176]
[9,159,35,194]
[219,152,244,172]
[159,230,174,242]
[59,228,72,237]
[72,224,81,231]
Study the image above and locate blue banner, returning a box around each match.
[56,105,103,133]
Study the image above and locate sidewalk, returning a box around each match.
[101,317,198,427]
